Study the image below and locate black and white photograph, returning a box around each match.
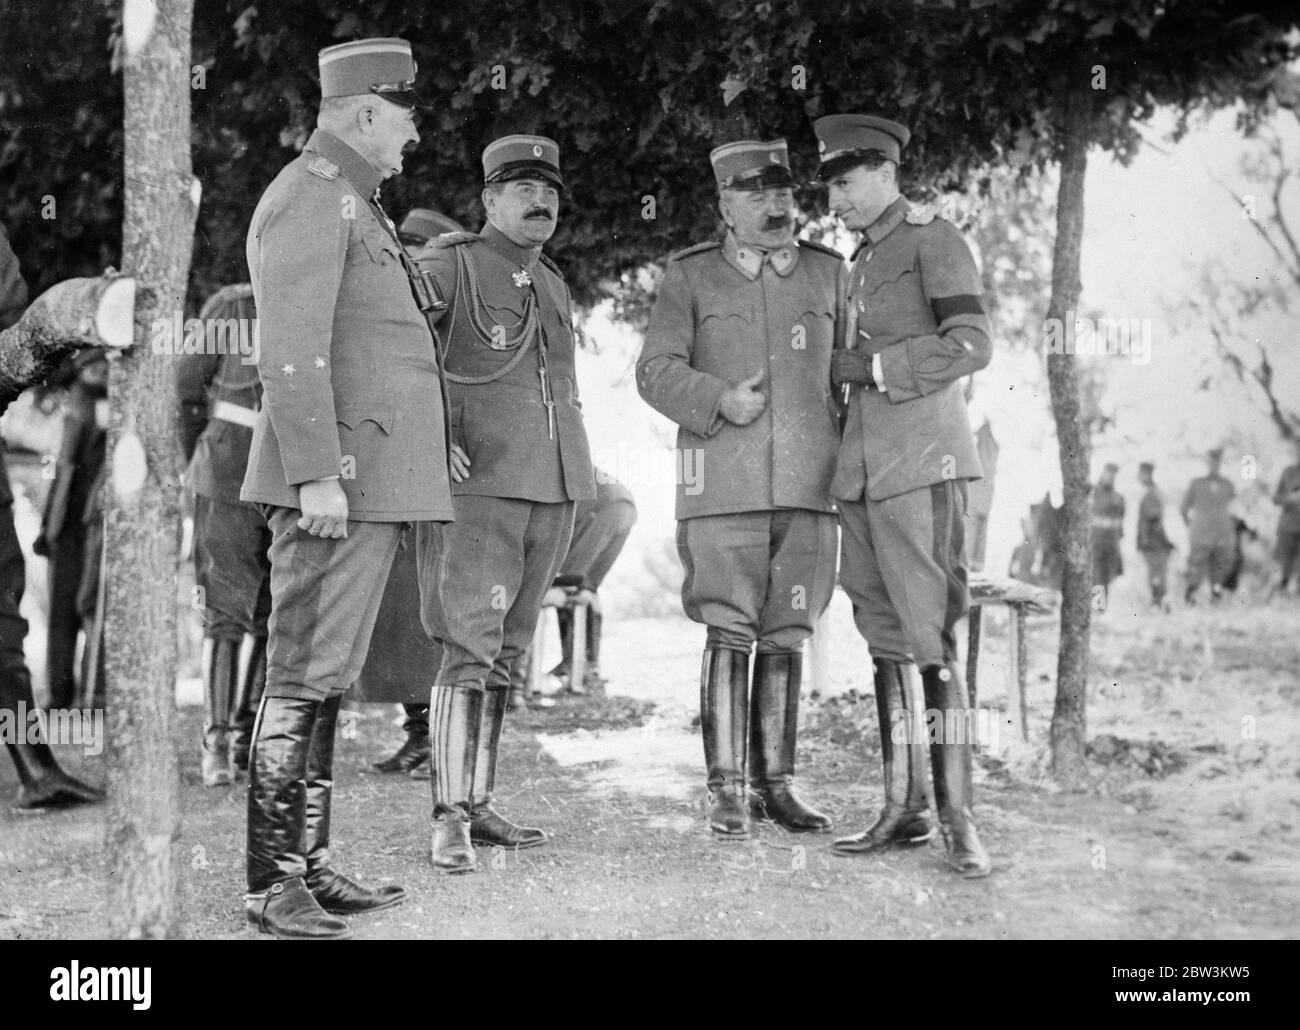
[0,0,1296,966]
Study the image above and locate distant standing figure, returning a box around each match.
[1270,441,1300,596]
[1135,461,1174,610]
[35,350,107,710]
[1180,447,1236,604]
[1091,462,1125,602]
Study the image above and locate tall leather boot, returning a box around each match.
[302,696,408,914]
[6,741,105,809]
[750,651,831,832]
[230,635,267,777]
[700,647,750,840]
[201,637,240,787]
[429,683,483,874]
[470,686,548,849]
[833,659,933,854]
[244,695,350,939]
[372,703,430,774]
[921,663,992,878]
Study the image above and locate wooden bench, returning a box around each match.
[808,574,1058,743]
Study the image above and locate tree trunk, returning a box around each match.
[1046,88,1093,789]
[105,0,196,939]
[0,276,136,396]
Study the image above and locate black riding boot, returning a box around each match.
[700,647,750,840]
[507,654,530,712]
[469,686,547,848]
[429,683,482,874]
[201,637,240,787]
[833,659,933,855]
[244,695,349,939]
[750,651,831,832]
[921,663,992,878]
[372,703,430,774]
[230,636,266,776]
[303,696,407,914]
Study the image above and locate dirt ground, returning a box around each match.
[2,593,1298,940]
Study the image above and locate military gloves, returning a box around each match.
[831,350,876,390]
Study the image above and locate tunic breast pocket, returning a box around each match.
[859,255,916,297]
[698,299,752,328]
[358,233,401,267]
[795,299,835,350]
[481,297,528,350]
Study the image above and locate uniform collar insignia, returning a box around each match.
[864,195,912,247]
[723,232,799,280]
[304,129,383,198]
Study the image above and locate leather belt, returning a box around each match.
[213,400,259,428]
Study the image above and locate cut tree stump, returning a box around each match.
[0,275,136,396]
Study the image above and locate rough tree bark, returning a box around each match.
[1046,88,1093,789]
[105,0,197,939]
[0,276,136,395]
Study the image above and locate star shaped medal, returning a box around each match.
[512,267,532,288]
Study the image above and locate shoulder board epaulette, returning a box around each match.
[904,205,939,226]
[669,241,722,262]
[797,238,844,260]
[305,156,340,181]
[432,231,480,248]
[538,252,565,278]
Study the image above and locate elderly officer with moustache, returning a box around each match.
[816,114,993,878]
[240,38,453,938]
[637,140,844,840]
[416,135,594,873]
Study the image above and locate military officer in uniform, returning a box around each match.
[0,219,103,810]
[1180,447,1236,604]
[177,283,271,786]
[638,139,843,840]
[240,38,453,938]
[1136,461,1175,610]
[816,114,993,877]
[416,135,594,873]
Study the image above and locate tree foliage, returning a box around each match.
[1,1,1294,306]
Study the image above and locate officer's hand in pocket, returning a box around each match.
[449,443,471,483]
[298,478,349,539]
[830,350,875,389]
[719,371,766,426]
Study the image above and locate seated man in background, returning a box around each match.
[509,466,637,710]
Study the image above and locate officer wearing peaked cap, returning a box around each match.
[815,113,994,877]
[414,133,595,873]
[637,138,845,840]
[239,37,452,938]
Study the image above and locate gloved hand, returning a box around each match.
[831,350,876,389]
